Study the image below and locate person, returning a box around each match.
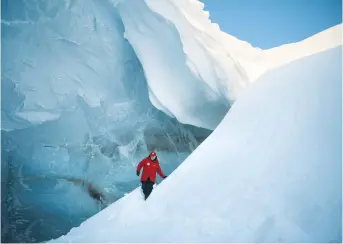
[136,151,167,200]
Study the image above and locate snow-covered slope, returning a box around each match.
[219,24,342,81]
[53,46,342,243]
[260,24,342,78]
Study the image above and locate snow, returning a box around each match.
[53,46,342,243]
[259,24,342,78]
[219,24,342,81]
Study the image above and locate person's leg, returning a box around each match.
[141,181,148,197]
[144,179,154,200]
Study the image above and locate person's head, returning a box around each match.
[149,151,157,160]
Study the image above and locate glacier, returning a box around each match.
[1,0,342,242]
[54,46,342,243]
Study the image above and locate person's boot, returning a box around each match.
[144,190,152,200]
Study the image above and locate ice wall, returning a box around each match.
[2,0,263,132]
[1,0,149,131]
[3,0,340,132]
[116,0,341,129]
[1,0,211,242]
[117,0,251,130]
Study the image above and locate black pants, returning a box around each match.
[141,178,154,200]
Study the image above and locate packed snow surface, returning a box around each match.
[54,46,342,243]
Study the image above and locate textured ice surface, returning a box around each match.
[54,47,342,243]
[1,0,210,242]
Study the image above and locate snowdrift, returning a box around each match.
[53,46,342,243]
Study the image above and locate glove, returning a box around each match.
[136,171,140,176]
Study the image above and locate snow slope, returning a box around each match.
[260,24,342,78]
[219,24,342,81]
[53,46,342,243]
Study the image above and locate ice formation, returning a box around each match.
[1,0,341,242]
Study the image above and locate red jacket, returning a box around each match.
[137,157,165,183]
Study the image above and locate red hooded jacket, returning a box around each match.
[137,157,165,182]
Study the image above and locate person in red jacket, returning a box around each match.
[136,151,167,200]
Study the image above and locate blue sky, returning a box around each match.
[201,0,342,49]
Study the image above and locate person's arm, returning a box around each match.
[156,160,166,178]
[137,159,145,175]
